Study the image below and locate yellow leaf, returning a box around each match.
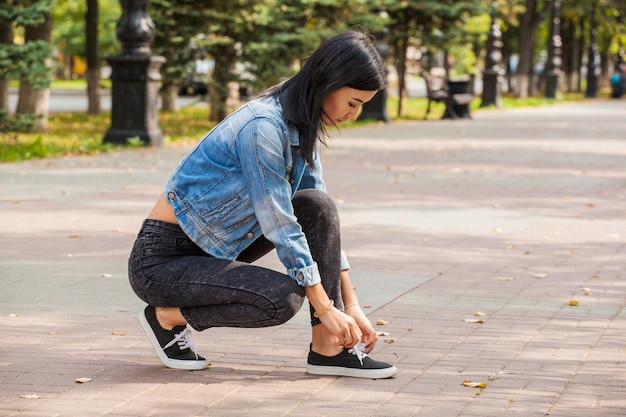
[20,394,41,399]
[474,312,486,316]
[464,318,484,324]
[532,273,548,279]
[462,380,487,388]
[111,330,127,336]
[376,331,390,336]
[68,234,82,239]
[384,339,395,344]
[376,319,389,326]
[568,300,579,306]
[75,377,92,383]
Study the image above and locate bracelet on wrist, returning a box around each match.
[344,303,359,310]
[313,300,334,318]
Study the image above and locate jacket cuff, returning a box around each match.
[290,262,322,287]
[340,250,351,271]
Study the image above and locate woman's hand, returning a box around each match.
[345,304,378,353]
[318,307,363,348]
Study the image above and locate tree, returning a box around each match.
[150,0,380,121]
[149,0,210,112]
[86,0,100,114]
[15,2,53,132]
[0,0,55,133]
[0,0,13,111]
[385,0,488,117]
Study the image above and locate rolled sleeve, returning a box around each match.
[289,262,322,287]
[340,250,350,271]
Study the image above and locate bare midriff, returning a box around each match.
[147,192,179,224]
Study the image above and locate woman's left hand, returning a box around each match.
[345,305,378,353]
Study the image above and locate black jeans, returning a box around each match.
[128,189,343,331]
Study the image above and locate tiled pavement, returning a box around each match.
[1,99,625,416]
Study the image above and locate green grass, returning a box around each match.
[0,90,598,162]
[0,106,216,162]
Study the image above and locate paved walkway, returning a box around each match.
[1,99,625,416]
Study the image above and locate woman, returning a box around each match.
[128,30,397,379]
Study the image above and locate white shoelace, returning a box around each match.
[347,342,368,366]
[163,327,200,359]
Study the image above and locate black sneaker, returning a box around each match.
[306,343,397,379]
[139,305,208,370]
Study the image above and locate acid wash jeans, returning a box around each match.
[128,189,344,331]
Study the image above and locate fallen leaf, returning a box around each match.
[9,313,21,317]
[376,331,390,336]
[498,276,515,281]
[384,339,395,344]
[568,300,579,306]
[20,394,41,399]
[507,245,516,250]
[75,377,92,383]
[493,227,502,233]
[376,319,389,326]
[362,304,371,309]
[474,312,486,317]
[464,318,484,324]
[111,330,127,336]
[100,273,112,278]
[532,273,548,279]
[462,380,487,388]
[68,234,82,239]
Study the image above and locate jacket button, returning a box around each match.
[167,192,175,199]
[246,232,254,239]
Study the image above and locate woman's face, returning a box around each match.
[321,87,378,126]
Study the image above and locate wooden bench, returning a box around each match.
[421,72,474,119]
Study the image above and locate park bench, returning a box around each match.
[421,72,474,120]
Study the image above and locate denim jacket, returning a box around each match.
[164,96,349,287]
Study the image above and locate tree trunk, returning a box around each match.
[514,0,543,98]
[86,0,100,114]
[161,83,178,112]
[0,11,13,111]
[394,34,408,118]
[209,43,235,122]
[562,17,575,92]
[16,10,52,131]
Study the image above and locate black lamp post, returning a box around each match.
[585,0,599,98]
[544,0,562,98]
[104,0,166,146]
[480,1,503,107]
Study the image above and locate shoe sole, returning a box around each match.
[306,364,397,379]
[138,310,209,371]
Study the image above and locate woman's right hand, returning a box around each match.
[319,307,363,348]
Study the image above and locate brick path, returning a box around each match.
[1,99,625,416]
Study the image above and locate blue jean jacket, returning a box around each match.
[164,96,349,286]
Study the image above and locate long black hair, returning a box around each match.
[263,30,386,166]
